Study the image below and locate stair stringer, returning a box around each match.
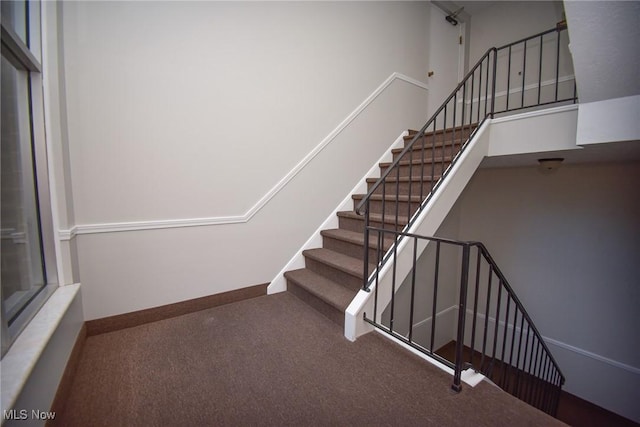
[267,131,409,295]
[345,120,491,341]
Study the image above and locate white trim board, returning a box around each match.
[438,306,640,376]
[59,73,428,238]
[544,337,640,376]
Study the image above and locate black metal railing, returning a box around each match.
[355,25,573,415]
[363,228,565,416]
[355,24,576,293]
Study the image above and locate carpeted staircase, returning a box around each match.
[285,126,473,327]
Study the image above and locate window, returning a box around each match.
[1,1,57,357]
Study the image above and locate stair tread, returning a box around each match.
[398,137,465,147]
[337,210,410,225]
[379,156,453,168]
[352,194,423,202]
[302,248,373,279]
[321,228,395,249]
[366,175,440,183]
[285,268,356,311]
[404,125,477,140]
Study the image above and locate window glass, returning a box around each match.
[1,1,28,45]
[0,0,55,355]
[1,55,47,328]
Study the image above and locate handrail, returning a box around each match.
[356,25,576,293]
[471,242,564,378]
[363,227,566,416]
[354,47,496,216]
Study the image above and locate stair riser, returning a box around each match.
[322,235,387,262]
[338,216,406,234]
[379,161,450,178]
[368,180,437,197]
[356,199,421,218]
[304,257,362,292]
[287,280,344,326]
[393,144,461,162]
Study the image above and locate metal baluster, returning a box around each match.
[461,82,467,138]
[395,151,400,233]
[491,49,497,117]
[452,244,471,392]
[389,235,398,333]
[478,61,483,122]
[408,237,418,342]
[527,340,541,405]
[488,277,503,378]
[513,312,526,397]
[442,106,447,181]
[555,30,561,101]
[469,247,482,367]
[505,307,519,392]
[470,72,475,129]
[480,267,493,373]
[373,227,380,322]
[431,121,436,194]
[363,200,371,290]
[537,344,548,410]
[538,34,543,104]
[430,241,441,354]
[521,39,527,108]
[420,132,425,204]
[452,93,457,160]
[499,295,512,388]
[506,45,512,111]
[381,161,387,236]
[538,356,551,411]
[408,131,414,221]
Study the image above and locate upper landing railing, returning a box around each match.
[356,24,577,258]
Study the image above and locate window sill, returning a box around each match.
[0,283,80,413]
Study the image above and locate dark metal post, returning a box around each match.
[452,244,471,392]
[491,49,498,117]
[362,200,371,291]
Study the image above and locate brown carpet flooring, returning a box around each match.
[56,292,565,426]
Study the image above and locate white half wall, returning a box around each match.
[576,95,640,146]
[489,105,579,156]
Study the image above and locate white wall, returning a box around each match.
[564,1,640,104]
[453,162,640,422]
[466,1,574,113]
[576,95,640,146]
[468,1,565,65]
[59,1,433,319]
